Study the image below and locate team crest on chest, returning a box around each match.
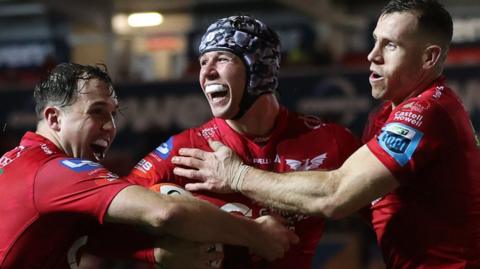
[285,153,327,171]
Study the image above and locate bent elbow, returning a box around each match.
[148,203,185,233]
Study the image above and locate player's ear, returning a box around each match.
[44,106,62,131]
[422,45,442,70]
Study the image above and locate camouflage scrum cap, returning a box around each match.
[199,15,281,119]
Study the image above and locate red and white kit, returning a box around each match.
[128,107,360,269]
[363,77,480,268]
[0,132,135,268]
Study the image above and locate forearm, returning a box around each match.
[163,196,258,246]
[106,186,258,247]
[239,145,399,218]
[240,168,340,216]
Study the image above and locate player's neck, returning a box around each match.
[226,94,280,137]
[35,121,64,153]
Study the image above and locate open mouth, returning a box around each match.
[205,84,228,102]
[91,139,108,161]
[370,71,384,80]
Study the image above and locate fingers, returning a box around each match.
[177,147,207,160]
[172,156,204,169]
[173,167,203,180]
[185,182,211,191]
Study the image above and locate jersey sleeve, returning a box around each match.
[126,130,193,187]
[366,98,453,184]
[34,158,131,224]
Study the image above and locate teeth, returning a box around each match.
[205,84,227,94]
[93,139,108,147]
[93,152,105,161]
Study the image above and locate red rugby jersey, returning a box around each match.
[0,132,133,268]
[363,77,480,268]
[128,107,360,269]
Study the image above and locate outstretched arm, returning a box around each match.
[172,141,399,218]
[105,184,298,261]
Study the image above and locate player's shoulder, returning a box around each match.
[291,111,354,137]
[190,118,223,142]
[41,157,116,180]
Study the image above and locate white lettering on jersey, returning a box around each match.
[157,143,169,155]
[433,86,444,99]
[136,159,153,172]
[0,146,25,168]
[393,111,424,127]
[40,143,53,155]
[252,158,270,165]
[200,126,219,140]
[0,156,13,167]
[68,235,88,269]
[286,153,327,171]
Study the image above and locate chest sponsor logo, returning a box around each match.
[253,158,270,165]
[60,159,102,172]
[286,153,327,171]
[154,136,174,159]
[377,123,423,166]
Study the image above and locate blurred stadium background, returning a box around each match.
[0,0,479,268]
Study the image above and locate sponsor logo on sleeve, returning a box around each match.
[153,136,174,159]
[60,159,102,172]
[134,159,153,173]
[377,123,423,166]
[393,111,424,127]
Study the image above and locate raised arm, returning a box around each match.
[172,141,399,218]
[104,185,298,261]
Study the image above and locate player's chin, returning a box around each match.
[211,107,232,119]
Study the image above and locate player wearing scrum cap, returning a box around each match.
[127,15,360,269]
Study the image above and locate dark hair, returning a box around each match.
[382,0,453,47]
[34,63,114,118]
